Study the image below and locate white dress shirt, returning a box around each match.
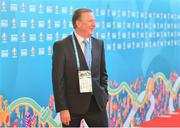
[74,32,90,55]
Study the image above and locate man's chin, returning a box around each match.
[89,32,94,36]
[87,34,93,37]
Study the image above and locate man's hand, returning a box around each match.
[60,110,71,126]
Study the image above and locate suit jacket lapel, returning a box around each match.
[70,36,77,66]
[91,37,99,72]
[72,34,89,70]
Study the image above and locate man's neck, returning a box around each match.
[75,30,88,39]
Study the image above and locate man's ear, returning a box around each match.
[76,20,81,28]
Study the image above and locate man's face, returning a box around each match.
[76,12,96,38]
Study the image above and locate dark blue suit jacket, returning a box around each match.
[52,34,108,114]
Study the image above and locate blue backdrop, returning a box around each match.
[0,0,180,127]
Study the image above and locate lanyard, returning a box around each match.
[72,33,92,70]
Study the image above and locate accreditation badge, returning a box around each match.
[78,70,92,93]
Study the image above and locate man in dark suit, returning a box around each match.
[52,8,109,127]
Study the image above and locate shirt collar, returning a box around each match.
[74,31,90,43]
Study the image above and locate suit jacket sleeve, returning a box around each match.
[52,42,68,112]
[100,41,109,97]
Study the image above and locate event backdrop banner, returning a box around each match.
[0,0,180,127]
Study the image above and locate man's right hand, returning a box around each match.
[60,110,71,126]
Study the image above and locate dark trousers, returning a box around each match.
[62,96,108,127]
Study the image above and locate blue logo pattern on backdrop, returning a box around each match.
[0,0,180,127]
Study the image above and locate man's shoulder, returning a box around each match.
[91,36,101,41]
[91,36,103,44]
[54,35,72,46]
